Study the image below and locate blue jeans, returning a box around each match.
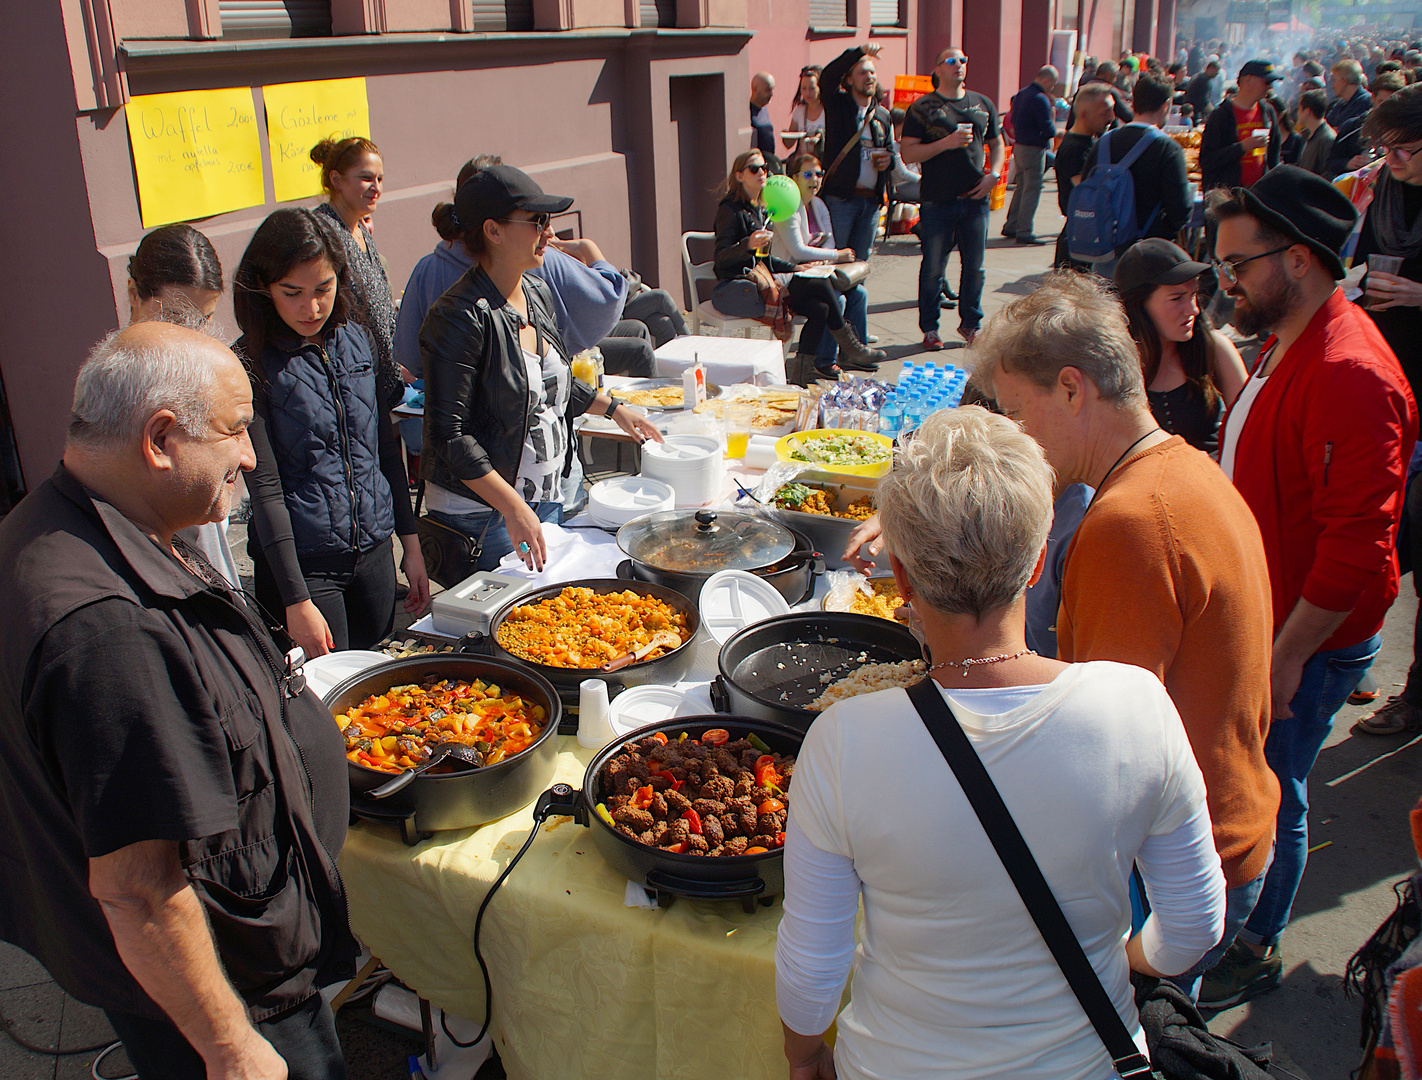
[919,198,989,334]
[814,284,868,366]
[823,194,880,261]
[429,501,564,572]
[1240,633,1381,948]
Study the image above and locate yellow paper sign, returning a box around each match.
[263,78,371,203]
[126,88,265,228]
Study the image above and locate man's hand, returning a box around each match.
[1270,654,1304,720]
[966,171,997,200]
[1241,132,1269,151]
[213,1030,288,1080]
[863,42,882,58]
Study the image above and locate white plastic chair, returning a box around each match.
[680,231,766,337]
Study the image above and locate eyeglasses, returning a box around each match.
[744,162,769,173]
[939,56,968,66]
[497,213,552,231]
[801,169,825,178]
[1380,140,1422,162]
[1211,245,1293,286]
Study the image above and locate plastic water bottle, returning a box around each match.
[879,394,903,441]
[902,395,925,435]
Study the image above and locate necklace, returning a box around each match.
[1098,428,1163,490]
[929,648,1038,676]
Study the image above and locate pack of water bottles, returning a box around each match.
[878,361,968,441]
[817,376,893,432]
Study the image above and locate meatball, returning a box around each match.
[686,834,709,854]
[750,834,779,849]
[714,748,741,775]
[649,792,669,820]
[700,776,735,802]
[612,806,655,832]
[722,836,750,856]
[733,776,754,798]
[702,815,725,845]
[691,798,726,819]
[664,789,692,815]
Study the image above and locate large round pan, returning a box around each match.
[712,612,923,730]
[467,578,702,695]
[325,654,561,834]
[541,716,803,911]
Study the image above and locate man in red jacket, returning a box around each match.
[1201,165,1418,1007]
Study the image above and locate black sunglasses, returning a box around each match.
[744,162,769,174]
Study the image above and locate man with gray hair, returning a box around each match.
[972,271,1280,1000]
[751,71,777,156]
[1003,64,1060,246]
[0,321,356,1078]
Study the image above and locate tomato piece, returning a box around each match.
[631,784,654,810]
[649,732,668,745]
[758,798,785,815]
[775,831,787,847]
[700,728,730,746]
[666,842,688,854]
[754,755,783,791]
[744,846,769,855]
[681,809,703,835]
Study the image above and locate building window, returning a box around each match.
[472,0,533,31]
[219,0,332,38]
[639,0,676,28]
[808,0,850,27]
[870,0,901,25]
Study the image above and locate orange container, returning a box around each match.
[892,74,935,110]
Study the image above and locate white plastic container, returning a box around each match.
[587,476,676,529]
[639,434,725,508]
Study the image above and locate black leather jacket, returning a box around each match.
[419,264,596,505]
[713,198,797,280]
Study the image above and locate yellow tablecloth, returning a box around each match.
[339,737,788,1080]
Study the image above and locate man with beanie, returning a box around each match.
[1200,166,1418,1006]
[1200,58,1283,191]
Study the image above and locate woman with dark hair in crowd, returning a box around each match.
[126,223,243,589]
[234,208,428,658]
[310,136,402,408]
[783,65,826,157]
[420,165,662,573]
[127,223,225,324]
[713,148,883,386]
[1114,239,1246,457]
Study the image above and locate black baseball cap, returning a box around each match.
[453,164,573,232]
[1114,238,1212,292]
[1239,58,1284,82]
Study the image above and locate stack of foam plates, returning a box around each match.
[587,476,676,529]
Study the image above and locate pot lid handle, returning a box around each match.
[695,510,718,534]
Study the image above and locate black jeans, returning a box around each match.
[599,320,657,377]
[786,274,846,355]
[105,994,347,1080]
[622,288,688,347]
[254,536,396,651]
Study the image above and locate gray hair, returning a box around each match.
[68,326,224,448]
[1073,82,1114,109]
[878,406,1054,619]
[970,271,1146,407]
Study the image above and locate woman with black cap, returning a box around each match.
[420,165,662,572]
[1115,238,1247,457]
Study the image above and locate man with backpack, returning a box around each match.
[1200,58,1283,191]
[1067,72,1191,276]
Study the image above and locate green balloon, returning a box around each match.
[762,174,802,223]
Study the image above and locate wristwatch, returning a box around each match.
[603,397,621,419]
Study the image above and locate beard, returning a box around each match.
[1229,263,1302,338]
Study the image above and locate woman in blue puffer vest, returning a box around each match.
[235,208,430,658]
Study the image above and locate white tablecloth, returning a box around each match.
[654,335,786,387]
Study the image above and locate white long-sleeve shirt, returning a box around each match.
[772,196,838,265]
[775,662,1226,1080]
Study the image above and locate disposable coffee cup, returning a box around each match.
[577,678,615,749]
[1251,128,1269,158]
[957,122,974,141]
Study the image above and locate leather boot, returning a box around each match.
[786,352,817,387]
[830,325,887,371]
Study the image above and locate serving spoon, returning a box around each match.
[600,630,683,673]
[368,741,484,800]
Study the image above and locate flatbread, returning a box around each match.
[612,385,684,407]
[694,392,800,430]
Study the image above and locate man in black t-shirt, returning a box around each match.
[0,323,356,1080]
[901,46,1004,349]
[1054,82,1116,268]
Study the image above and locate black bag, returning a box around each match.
[905,680,1272,1080]
[416,512,493,589]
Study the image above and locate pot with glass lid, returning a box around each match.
[615,509,824,605]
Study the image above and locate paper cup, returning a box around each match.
[1369,254,1405,276]
[577,678,616,749]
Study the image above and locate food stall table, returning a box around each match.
[339,736,789,1080]
[654,335,786,387]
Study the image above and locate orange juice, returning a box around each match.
[726,431,750,458]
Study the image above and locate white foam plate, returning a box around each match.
[608,685,703,736]
[588,476,675,527]
[304,650,394,700]
[699,569,791,643]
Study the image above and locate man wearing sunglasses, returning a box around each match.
[901,47,1004,349]
[1198,165,1417,1008]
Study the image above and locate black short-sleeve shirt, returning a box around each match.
[903,90,1001,203]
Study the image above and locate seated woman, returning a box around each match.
[712,149,883,386]
[777,406,1225,1080]
[234,208,429,657]
[772,153,868,381]
[420,164,661,572]
[1115,239,1246,457]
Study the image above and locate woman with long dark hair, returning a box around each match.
[310,136,402,408]
[1115,239,1246,457]
[713,148,883,386]
[234,208,428,657]
[127,224,224,324]
[783,65,826,157]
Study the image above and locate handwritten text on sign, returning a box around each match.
[125,88,265,228]
[263,78,371,203]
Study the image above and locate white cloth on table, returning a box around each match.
[775,664,1225,1080]
[654,336,786,387]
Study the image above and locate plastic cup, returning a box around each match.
[724,403,755,458]
[577,678,615,749]
[957,123,974,142]
[1251,128,1269,158]
[1369,254,1405,276]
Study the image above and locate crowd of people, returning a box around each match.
[1,26,1422,1080]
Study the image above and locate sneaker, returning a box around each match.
[959,326,979,346]
[922,332,945,351]
[865,334,880,344]
[1352,695,1422,735]
[1198,940,1282,1009]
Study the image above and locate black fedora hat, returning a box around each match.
[1233,165,1358,279]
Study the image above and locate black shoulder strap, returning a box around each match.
[904,679,1155,1080]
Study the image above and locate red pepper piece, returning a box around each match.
[631,784,654,810]
[651,769,684,792]
[681,808,703,835]
[666,841,688,854]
